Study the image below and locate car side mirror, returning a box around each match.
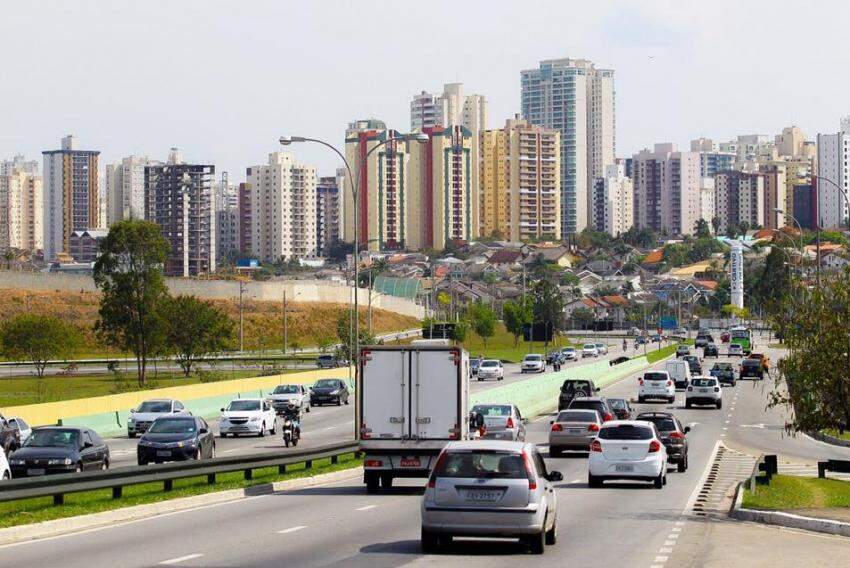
[130,408,136,414]
[82,441,93,449]
[199,428,208,434]
[548,471,563,482]
[522,418,529,425]
[549,420,554,425]
[220,408,225,412]
[684,426,691,434]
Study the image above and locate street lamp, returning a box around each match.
[811,175,850,285]
[772,209,805,276]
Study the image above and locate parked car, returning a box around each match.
[635,412,690,472]
[8,427,109,476]
[561,346,578,361]
[218,398,277,437]
[595,343,608,355]
[581,344,599,358]
[665,359,693,390]
[703,343,719,357]
[606,397,633,420]
[476,359,504,381]
[710,362,737,386]
[558,379,599,411]
[682,355,702,375]
[521,354,545,373]
[549,409,602,455]
[137,416,215,465]
[316,354,346,369]
[740,358,764,380]
[421,441,561,554]
[471,404,526,441]
[638,371,676,404]
[567,397,614,422]
[588,421,668,489]
[127,399,190,438]
[269,384,311,414]
[0,447,10,480]
[728,343,744,357]
[675,345,690,358]
[686,376,723,409]
[310,378,351,406]
[0,415,23,455]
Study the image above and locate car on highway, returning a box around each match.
[638,370,676,403]
[636,336,648,345]
[471,404,526,441]
[561,346,578,361]
[666,359,693,390]
[728,343,744,357]
[0,447,10,480]
[635,412,690,472]
[588,420,668,489]
[316,354,347,369]
[137,416,215,465]
[476,359,504,381]
[6,417,32,445]
[558,379,598,410]
[651,334,663,343]
[695,334,713,348]
[710,362,737,386]
[595,343,608,355]
[0,415,23,455]
[310,378,350,406]
[218,398,277,437]
[581,343,599,358]
[269,384,311,414]
[676,345,691,358]
[567,396,614,422]
[8,427,109,476]
[421,440,561,554]
[683,354,702,375]
[549,409,602,455]
[686,376,722,409]
[521,354,545,373]
[748,353,770,371]
[127,399,190,438]
[703,343,719,357]
[740,358,765,380]
[606,397,633,420]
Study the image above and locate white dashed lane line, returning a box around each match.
[278,525,308,534]
[356,505,377,511]
[159,553,203,565]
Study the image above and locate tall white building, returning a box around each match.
[105,155,160,225]
[0,170,42,252]
[1,155,39,176]
[700,177,716,229]
[521,58,616,236]
[247,151,317,261]
[591,160,633,236]
[816,118,850,229]
[632,143,701,236]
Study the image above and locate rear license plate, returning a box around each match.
[569,429,583,434]
[615,464,634,472]
[651,382,662,387]
[156,450,172,457]
[465,489,502,502]
[700,388,709,393]
[27,468,45,476]
[400,458,421,468]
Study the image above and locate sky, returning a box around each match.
[2,0,849,182]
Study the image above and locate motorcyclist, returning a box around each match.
[282,402,302,439]
[623,339,628,352]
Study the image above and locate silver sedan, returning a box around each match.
[471,403,526,441]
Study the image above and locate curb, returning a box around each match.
[0,466,363,546]
[729,480,850,537]
[807,431,850,448]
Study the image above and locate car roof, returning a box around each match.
[34,426,83,432]
[229,397,264,402]
[605,397,627,402]
[635,411,674,419]
[601,419,654,428]
[141,398,177,403]
[443,440,530,452]
[473,402,515,409]
[572,396,604,402]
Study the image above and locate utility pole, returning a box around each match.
[238,280,246,352]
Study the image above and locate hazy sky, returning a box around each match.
[2,1,849,181]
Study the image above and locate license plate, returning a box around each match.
[569,429,583,434]
[465,489,502,502]
[27,468,45,476]
[651,382,662,387]
[156,450,171,457]
[700,388,709,393]
[400,458,421,468]
[615,464,634,472]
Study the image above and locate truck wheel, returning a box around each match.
[380,474,393,489]
[366,473,380,494]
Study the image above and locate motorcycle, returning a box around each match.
[282,416,301,447]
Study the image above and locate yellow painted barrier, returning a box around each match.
[1,367,354,428]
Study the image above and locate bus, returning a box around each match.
[730,326,752,353]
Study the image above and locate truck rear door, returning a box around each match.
[361,349,408,440]
[410,348,461,440]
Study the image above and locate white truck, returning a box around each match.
[358,341,471,493]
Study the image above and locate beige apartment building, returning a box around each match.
[714,171,765,234]
[0,170,43,252]
[480,116,560,241]
[632,143,701,235]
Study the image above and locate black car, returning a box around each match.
[310,378,350,406]
[703,343,719,357]
[8,427,109,477]
[740,358,764,379]
[566,397,614,422]
[316,354,346,369]
[0,414,21,455]
[710,362,737,386]
[137,416,215,465]
[682,355,702,375]
[606,397,633,420]
[636,412,690,472]
[558,379,599,411]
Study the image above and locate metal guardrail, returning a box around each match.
[0,442,360,506]
[818,459,850,478]
[748,453,778,491]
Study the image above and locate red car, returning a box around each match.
[720,331,730,343]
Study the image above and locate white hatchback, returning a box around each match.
[588,421,668,488]
[476,359,504,381]
[638,371,676,404]
[581,344,599,358]
[728,344,744,357]
[686,376,723,409]
[218,398,277,437]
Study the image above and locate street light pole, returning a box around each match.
[811,175,850,287]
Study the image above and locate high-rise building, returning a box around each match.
[816,118,850,229]
[343,119,410,251]
[316,171,342,257]
[700,177,716,229]
[144,151,216,277]
[480,116,561,242]
[792,184,815,230]
[690,140,736,178]
[713,171,765,234]
[775,126,807,158]
[247,151,317,262]
[105,155,160,225]
[591,160,633,236]
[758,163,787,229]
[632,143,700,235]
[42,135,100,260]
[213,171,237,212]
[238,182,252,255]
[521,57,615,237]
[0,170,43,252]
[1,154,39,176]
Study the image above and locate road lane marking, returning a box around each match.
[571,478,582,484]
[664,540,676,545]
[278,525,308,534]
[672,526,682,532]
[325,426,337,430]
[668,533,680,539]
[725,420,730,424]
[159,553,203,565]
[654,556,668,563]
[659,547,673,553]
[356,505,377,511]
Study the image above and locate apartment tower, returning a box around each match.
[632,143,701,235]
[816,118,850,229]
[591,159,633,236]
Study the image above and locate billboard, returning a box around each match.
[659,316,678,330]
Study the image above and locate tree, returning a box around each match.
[335,313,374,362]
[711,216,721,236]
[571,307,596,329]
[161,295,235,376]
[467,302,497,349]
[93,220,171,387]
[694,218,711,238]
[0,314,79,378]
[503,299,533,346]
[531,278,565,330]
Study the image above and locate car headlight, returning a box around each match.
[10,459,25,466]
[249,417,260,422]
[47,458,72,466]
[138,439,150,446]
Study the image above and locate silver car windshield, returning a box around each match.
[436,451,526,479]
[138,401,172,413]
[273,385,299,394]
[472,405,512,417]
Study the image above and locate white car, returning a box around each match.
[561,347,578,361]
[269,384,311,414]
[728,344,744,357]
[588,420,668,489]
[521,354,545,373]
[581,344,599,358]
[0,446,10,480]
[128,399,190,438]
[219,398,277,437]
[638,371,676,404]
[476,359,504,381]
[595,343,608,355]
[6,417,32,445]
[686,376,723,409]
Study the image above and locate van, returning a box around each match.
[665,359,692,390]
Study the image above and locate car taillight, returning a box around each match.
[360,422,371,439]
[687,387,693,392]
[648,440,661,453]
[667,380,673,387]
[714,387,720,392]
[522,450,537,490]
[590,440,602,452]
[365,459,383,467]
[588,423,600,432]
[668,431,684,440]
[551,423,563,432]
[638,378,644,386]
[428,452,446,488]
[603,413,613,422]
[506,417,515,429]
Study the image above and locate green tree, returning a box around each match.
[93,220,171,387]
[335,313,374,362]
[161,295,235,376]
[503,299,533,346]
[571,307,596,329]
[694,218,711,238]
[467,302,497,349]
[0,314,79,378]
[531,278,565,330]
